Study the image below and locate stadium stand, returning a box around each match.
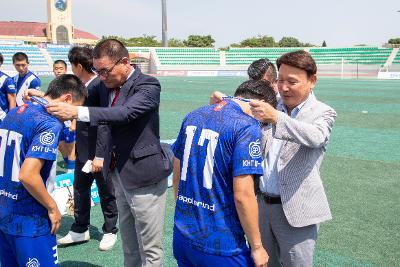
[155,47,220,65]
[309,47,393,65]
[392,49,400,64]
[46,45,71,67]
[0,44,48,67]
[0,44,397,76]
[127,47,150,53]
[225,47,300,65]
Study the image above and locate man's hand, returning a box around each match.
[48,206,62,234]
[251,246,269,267]
[209,91,226,104]
[250,100,278,124]
[46,102,78,121]
[91,158,104,173]
[24,89,45,102]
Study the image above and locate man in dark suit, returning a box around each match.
[57,46,118,251]
[46,39,171,267]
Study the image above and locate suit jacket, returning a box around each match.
[88,67,171,189]
[76,77,111,163]
[261,93,336,227]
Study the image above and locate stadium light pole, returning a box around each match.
[161,0,168,47]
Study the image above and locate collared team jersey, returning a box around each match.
[172,100,263,256]
[0,102,62,237]
[13,71,41,106]
[0,71,16,119]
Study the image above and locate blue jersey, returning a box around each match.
[0,71,16,119]
[13,71,41,106]
[172,100,263,256]
[0,102,62,237]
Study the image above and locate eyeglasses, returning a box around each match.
[92,57,124,77]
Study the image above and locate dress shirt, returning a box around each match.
[77,67,136,122]
[260,93,315,196]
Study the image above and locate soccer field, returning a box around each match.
[39,76,400,266]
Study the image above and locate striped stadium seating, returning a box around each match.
[46,46,71,67]
[392,49,400,64]
[155,48,220,65]
[0,45,48,66]
[309,47,393,65]
[225,47,301,65]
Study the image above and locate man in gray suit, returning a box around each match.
[250,50,336,266]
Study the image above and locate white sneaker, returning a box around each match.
[57,230,90,245]
[99,233,117,251]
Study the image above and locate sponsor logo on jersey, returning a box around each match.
[249,139,261,158]
[0,189,18,200]
[178,194,215,211]
[26,258,40,267]
[39,131,56,145]
[242,159,261,167]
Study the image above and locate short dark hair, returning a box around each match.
[0,53,3,65]
[45,74,87,102]
[12,52,29,63]
[53,59,67,68]
[234,80,277,108]
[248,58,277,82]
[93,39,129,62]
[276,50,317,78]
[68,46,93,73]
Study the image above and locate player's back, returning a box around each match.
[172,100,263,256]
[0,102,62,237]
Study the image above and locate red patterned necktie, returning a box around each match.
[111,88,120,107]
[109,88,120,170]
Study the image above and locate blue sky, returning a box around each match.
[2,0,399,47]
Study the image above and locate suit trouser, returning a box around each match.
[257,195,318,267]
[71,160,118,234]
[111,170,167,267]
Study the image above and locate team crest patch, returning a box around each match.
[40,131,56,145]
[17,104,28,114]
[213,101,227,111]
[249,140,261,158]
[26,258,40,267]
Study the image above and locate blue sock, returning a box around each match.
[66,160,75,170]
[63,157,68,164]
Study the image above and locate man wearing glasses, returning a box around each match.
[57,46,118,252]
[36,39,171,267]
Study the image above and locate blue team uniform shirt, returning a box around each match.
[13,71,41,106]
[172,100,263,256]
[0,71,16,116]
[0,102,62,237]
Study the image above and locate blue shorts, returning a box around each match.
[0,229,59,267]
[59,124,76,143]
[173,229,254,267]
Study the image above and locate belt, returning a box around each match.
[261,192,282,204]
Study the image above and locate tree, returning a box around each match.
[388,38,400,44]
[168,38,185,47]
[100,35,161,47]
[278,37,302,47]
[183,35,215,47]
[322,40,327,47]
[233,35,275,47]
[125,35,161,47]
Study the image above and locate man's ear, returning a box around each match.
[63,93,73,103]
[121,57,130,65]
[309,74,317,90]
